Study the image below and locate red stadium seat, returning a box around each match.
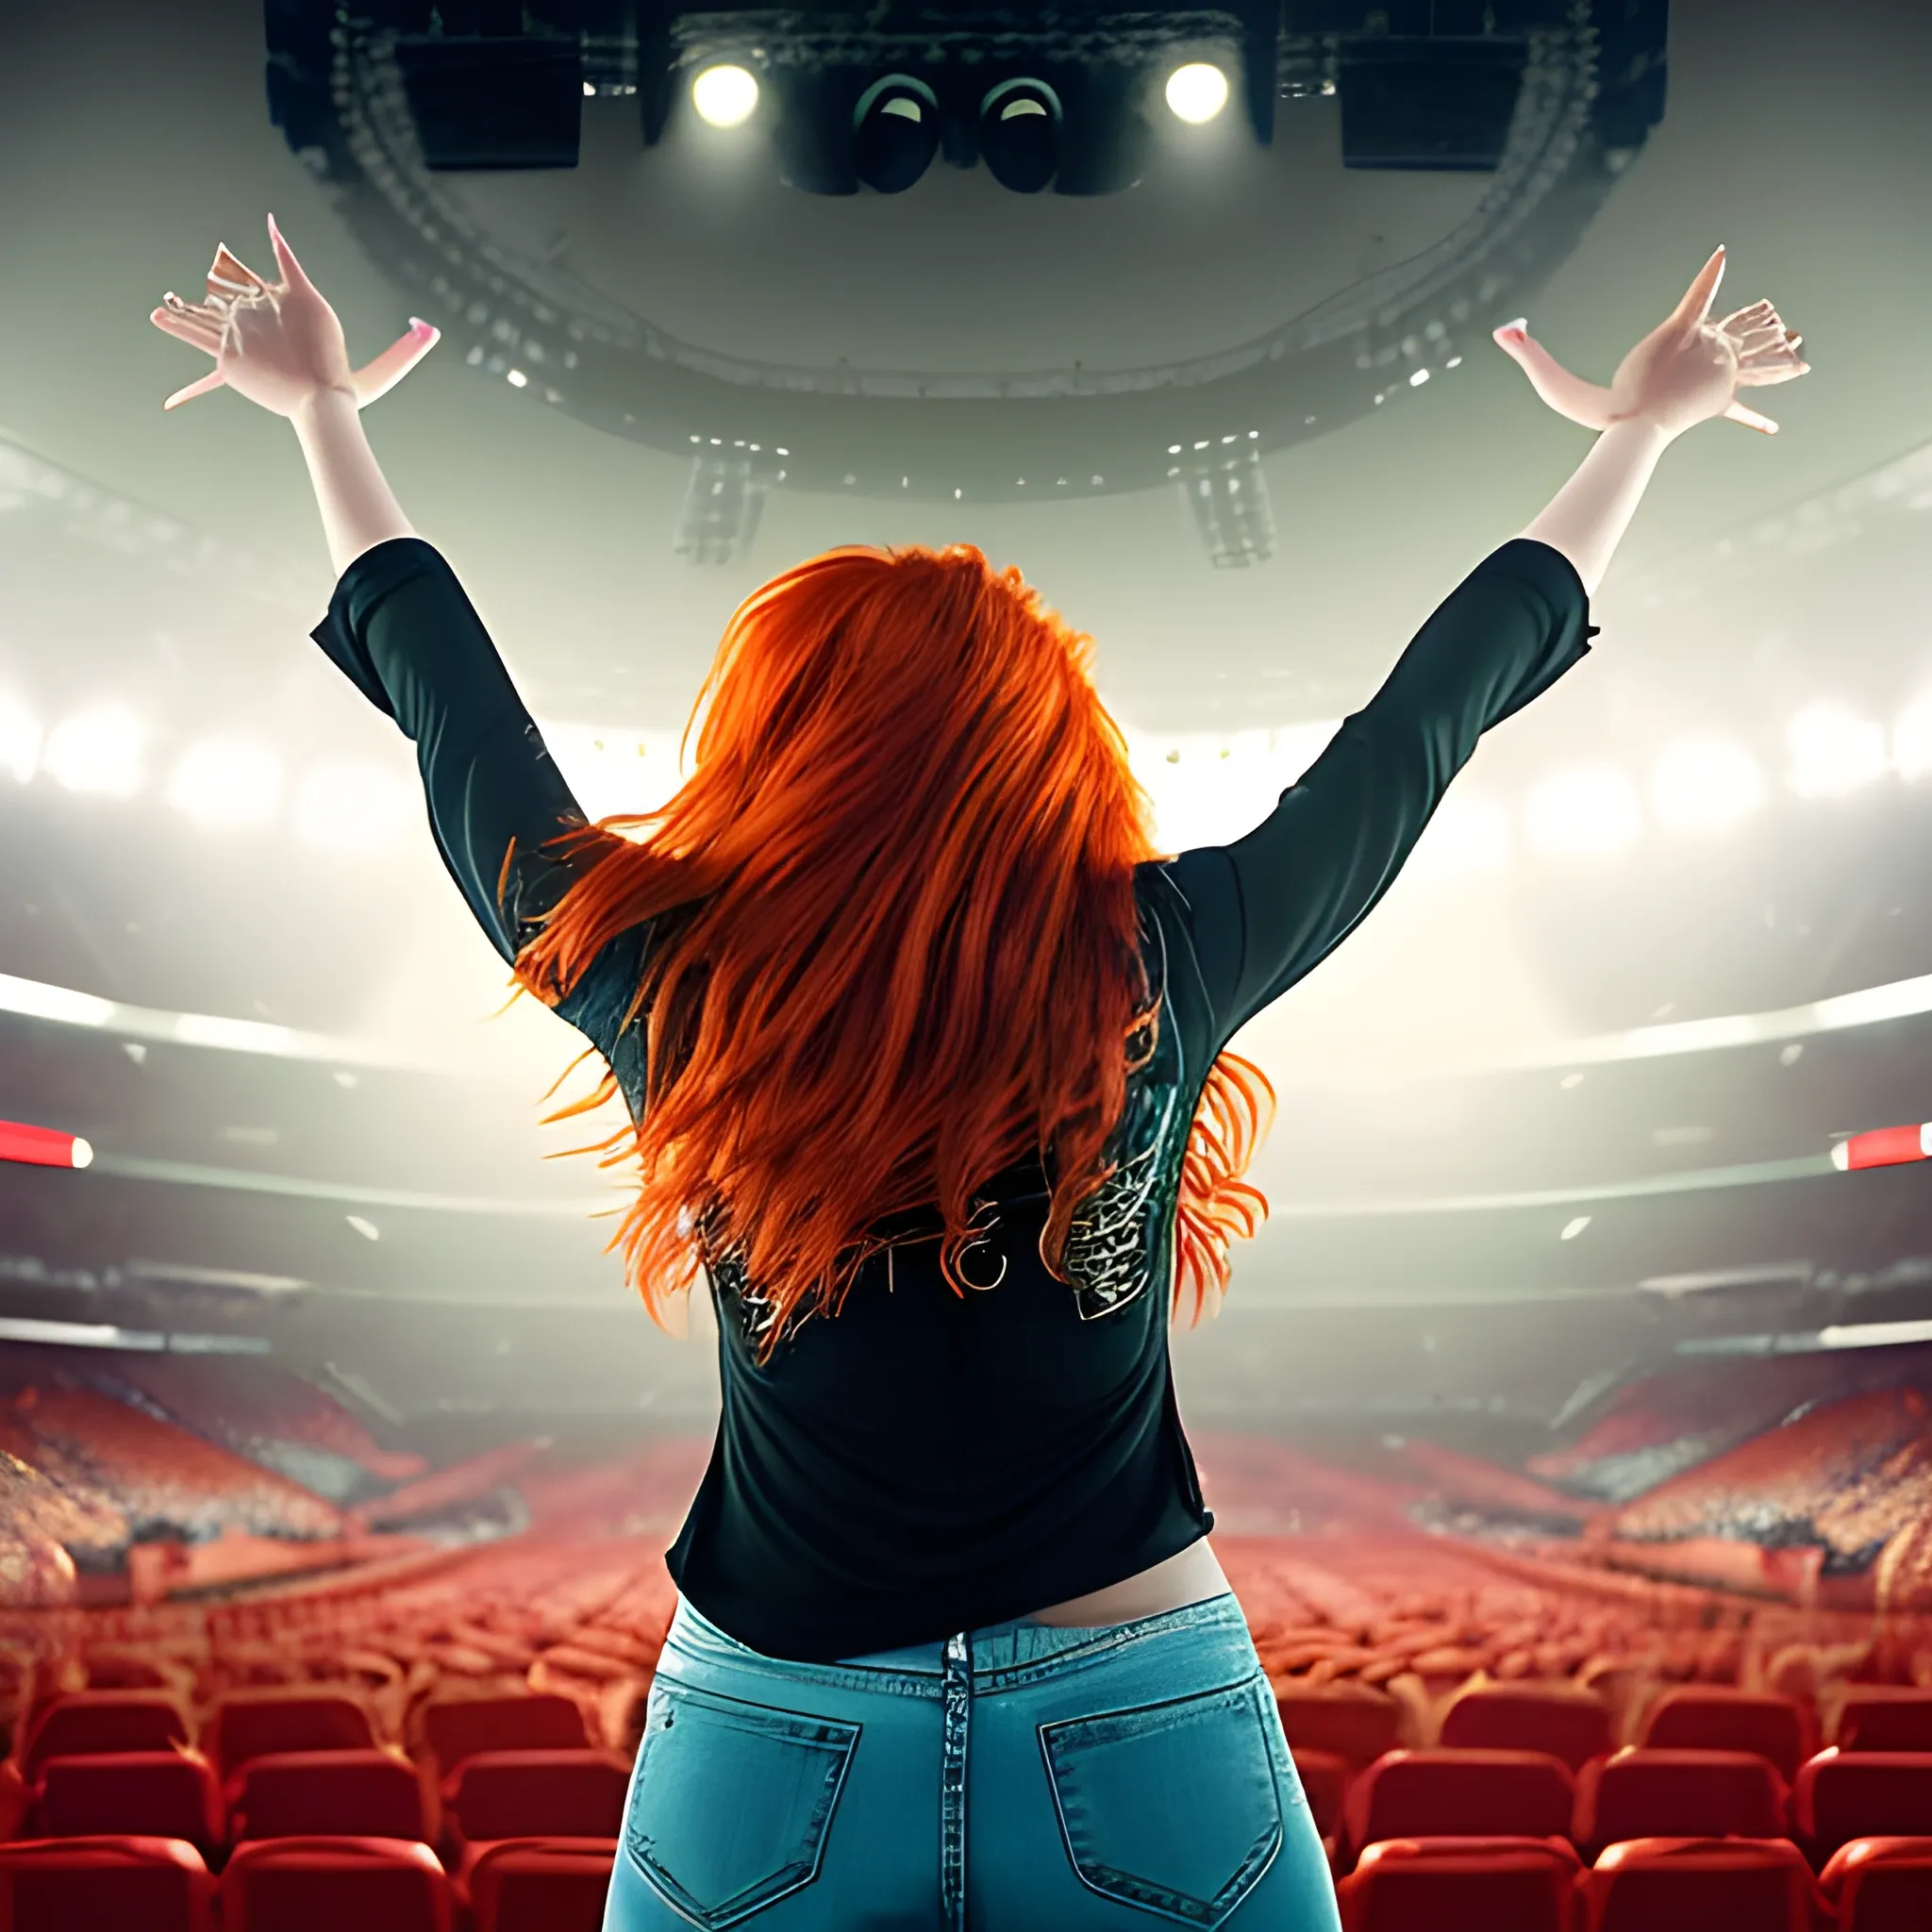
[1837,1692,1932,1754]
[219,1836,453,1932]
[0,1762,29,1840]
[420,1694,589,1774]
[0,1835,216,1932]
[462,1837,616,1932]
[19,1691,190,1780]
[1342,1750,1575,1867]
[1276,1689,1402,1771]
[441,1749,629,1846]
[1819,1837,1932,1932]
[1574,1748,1789,1856]
[229,1749,429,1841]
[1639,1688,1813,1781]
[208,1690,376,1783]
[1793,1752,1932,1865]
[1440,1687,1615,1773]
[1290,1748,1350,1843]
[1579,1838,1818,1932]
[1334,1835,1582,1932]
[35,1751,224,1852]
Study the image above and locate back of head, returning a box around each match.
[520,544,1263,1344]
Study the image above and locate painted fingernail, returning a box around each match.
[408,317,437,335]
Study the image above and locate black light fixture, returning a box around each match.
[771,66,862,195]
[1052,64,1152,196]
[978,78,1060,193]
[853,75,941,192]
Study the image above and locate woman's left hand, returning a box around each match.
[1492,246,1809,438]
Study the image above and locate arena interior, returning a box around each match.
[5,1,1932,1926]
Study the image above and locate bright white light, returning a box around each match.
[44,706,145,798]
[1893,693,1932,782]
[165,736,283,831]
[294,760,418,855]
[539,721,680,824]
[692,64,758,128]
[1649,736,1766,834]
[0,694,40,783]
[1560,1215,1591,1241]
[1524,764,1641,858]
[1417,791,1511,876]
[1787,702,1888,798]
[1164,62,1228,124]
[1124,722,1341,853]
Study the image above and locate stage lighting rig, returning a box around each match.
[269,1,1669,566]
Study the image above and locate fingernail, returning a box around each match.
[1504,317,1527,332]
[408,317,436,335]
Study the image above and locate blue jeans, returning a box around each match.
[604,1592,1341,1931]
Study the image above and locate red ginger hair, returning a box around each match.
[514,543,1272,1348]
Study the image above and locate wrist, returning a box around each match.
[289,383,358,436]
[1600,411,1679,450]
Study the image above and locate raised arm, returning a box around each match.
[148,223,629,1017]
[1164,248,1808,1045]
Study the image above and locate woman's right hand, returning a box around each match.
[1493,246,1808,438]
[149,215,437,415]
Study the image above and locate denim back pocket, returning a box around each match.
[1040,1673,1287,1927]
[624,1680,859,1929]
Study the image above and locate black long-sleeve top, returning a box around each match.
[313,535,1592,1661]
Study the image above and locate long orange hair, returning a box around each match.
[514,544,1272,1347]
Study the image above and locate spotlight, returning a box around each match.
[692,63,758,129]
[1524,765,1641,858]
[44,706,145,799]
[1787,702,1888,799]
[1164,62,1228,125]
[1649,736,1766,835]
[854,76,939,193]
[979,79,1060,193]
[165,736,284,832]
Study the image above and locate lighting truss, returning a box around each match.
[266,2,1667,558]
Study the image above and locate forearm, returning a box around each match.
[1519,418,1674,597]
[290,387,414,575]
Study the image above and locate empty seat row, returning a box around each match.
[1326,1745,1932,1868]
[0,1832,618,1932]
[7,1832,1926,1932]
[1280,1683,1932,1781]
[14,1686,593,1785]
[14,1744,629,1857]
[1336,1834,1932,1932]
